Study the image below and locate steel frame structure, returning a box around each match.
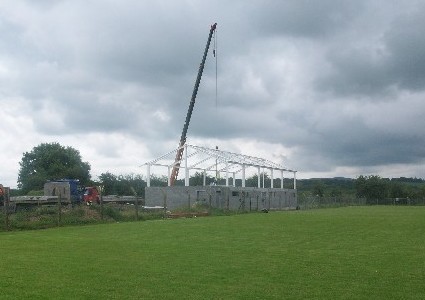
[142,144,297,189]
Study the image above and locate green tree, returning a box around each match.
[189,171,215,186]
[389,181,406,198]
[312,181,325,197]
[18,142,91,194]
[98,172,118,195]
[355,175,388,203]
[98,172,147,196]
[245,173,270,188]
[329,188,343,197]
[355,175,368,198]
[150,175,169,187]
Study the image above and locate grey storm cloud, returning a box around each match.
[317,2,425,96]
[1,0,425,187]
[248,0,363,38]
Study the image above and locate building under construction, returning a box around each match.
[143,144,298,212]
[143,23,297,211]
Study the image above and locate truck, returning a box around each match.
[44,179,83,204]
[44,180,101,205]
[9,179,142,209]
[0,184,6,204]
[83,186,100,204]
[7,179,84,210]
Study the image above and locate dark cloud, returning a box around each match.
[316,2,425,97]
[248,0,363,38]
[384,7,425,90]
[1,0,425,187]
[317,47,392,97]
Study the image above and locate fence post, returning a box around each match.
[135,197,139,221]
[226,190,230,210]
[57,192,62,227]
[100,188,104,221]
[4,187,10,231]
[162,189,167,218]
[131,187,138,221]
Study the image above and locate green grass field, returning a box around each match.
[1,206,424,299]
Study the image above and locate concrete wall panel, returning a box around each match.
[146,186,298,211]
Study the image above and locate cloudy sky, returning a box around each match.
[1,0,425,187]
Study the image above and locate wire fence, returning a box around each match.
[298,195,425,210]
[1,195,165,232]
[3,192,425,231]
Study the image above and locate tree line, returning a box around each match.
[13,143,425,201]
[297,175,425,203]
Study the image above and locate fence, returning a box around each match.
[298,195,425,210]
[1,194,165,232]
[4,192,425,231]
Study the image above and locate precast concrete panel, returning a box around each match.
[146,186,298,212]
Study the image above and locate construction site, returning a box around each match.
[0,23,297,215]
[143,23,298,212]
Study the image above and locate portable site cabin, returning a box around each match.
[44,179,82,203]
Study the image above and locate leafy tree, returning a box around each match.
[355,175,388,203]
[389,181,406,198]
[355,175,368,198]
[18,143,91,194]
[98,172,146,196]
[246,173,270,188]
[312,181,325,197]
[150,175,169,187]
[189,171,215,186]
[329,188,343,197]
[98,172,118,195]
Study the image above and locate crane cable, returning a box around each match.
[213,28,219,184]
[213,27,218,109]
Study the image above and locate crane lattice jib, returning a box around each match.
[170,23,217,186]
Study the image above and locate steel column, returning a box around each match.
[167,167,171,186]
[257,167,261,188]
[225,161,229,186]
[271,169,274,188]
[242,164,246,187]
[281,170,284,189]
[185,144,189,186]
[147,164,151,187]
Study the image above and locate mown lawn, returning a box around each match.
[0,206,424,299]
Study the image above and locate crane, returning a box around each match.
[170,23,217,186]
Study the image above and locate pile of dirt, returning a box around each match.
[167,211,209,219]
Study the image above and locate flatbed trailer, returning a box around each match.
[7,196,70,212]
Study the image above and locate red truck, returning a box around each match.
[83,186,100,204]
